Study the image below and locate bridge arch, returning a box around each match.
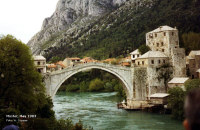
[45,63,133,99]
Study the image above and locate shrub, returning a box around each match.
[184,79,200,92]
[66,85,80,92]
[168,87,185,120]
[89,78,104,92]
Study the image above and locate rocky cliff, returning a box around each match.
[28,0,127,54]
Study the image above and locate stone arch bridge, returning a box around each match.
[44,62,134,100]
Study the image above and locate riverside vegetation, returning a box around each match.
[0,35,91,130]
[168,79,200,121]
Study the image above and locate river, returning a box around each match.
[53,92,183,130]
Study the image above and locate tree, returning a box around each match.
[0,35,55,128]
[184,79,200,92]
[89,78,104,91]
[168,87,185,120]
[138,44,150,55]
[168,79,200,121]
[182,32,200,54]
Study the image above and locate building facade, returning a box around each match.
[63,57,81,67]
[146,26,186,77]
[33,55,46,74]
[187,51,200,79]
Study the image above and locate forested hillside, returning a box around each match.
[44,0,200,61]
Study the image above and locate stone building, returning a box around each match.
[131,26,186,103]
[63,57,81,67]
[56,61,66,70]
[134,51,169,67]
[47,64,57,72]
[186,51,200,79]
[197,69,200,79]
[168,77,189,90]
[146,25,186,77]
[130,49,141,63]
[33,55,46,74]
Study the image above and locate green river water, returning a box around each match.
[53,92,183,130]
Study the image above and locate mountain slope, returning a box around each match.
[29,0,200,61]
[28,0,127,54]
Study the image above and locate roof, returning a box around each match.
[81,57,95,62]
[148,26,177,34]
[187,56,195,60]
[47,64,56,68]
[137,51,168,59]
[121,62,131,66]
[104,58,115,62]
[56,61,66,68]
[197,69,200,73]
[130,49,140,55]
[150,93,169,98]
[33,55,46,60]
[67,57,80,60]
[168,77,189,84]
[189,50,200,58]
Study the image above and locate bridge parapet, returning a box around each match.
[50,62,131,75]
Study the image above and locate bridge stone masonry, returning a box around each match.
[44,62,135,107]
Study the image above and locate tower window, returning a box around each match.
[138,62,140,65]
[161,42,164,46]
[151,60,154,64]
[162,49,165,52]
[164,32,166,36]
[158,60,161,64]
[157,43,159,47]
[163,60,166,63]
[142,61,144,65]
[37,62,40,65]
[155,33,157,37]
[172,32,174,36]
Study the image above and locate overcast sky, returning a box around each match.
[0,0,58,43]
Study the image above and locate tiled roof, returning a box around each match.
[121,62,130,66]
[104,58,115,62]
[148,26,177,33]
[168,77,189,84]
[47,64,56,68]
[150,93,169,98]
[137,51,168,59]
[189,50,200,58]
[130,49,140,55]
[33,55,46,60]
[56,61,66,68]
[67,57,80,60]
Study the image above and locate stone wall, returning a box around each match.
[133,67,148,100]
[171,48,186,77]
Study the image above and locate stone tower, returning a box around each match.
[146,26,186,77]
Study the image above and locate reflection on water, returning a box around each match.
[53,92,183,130]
